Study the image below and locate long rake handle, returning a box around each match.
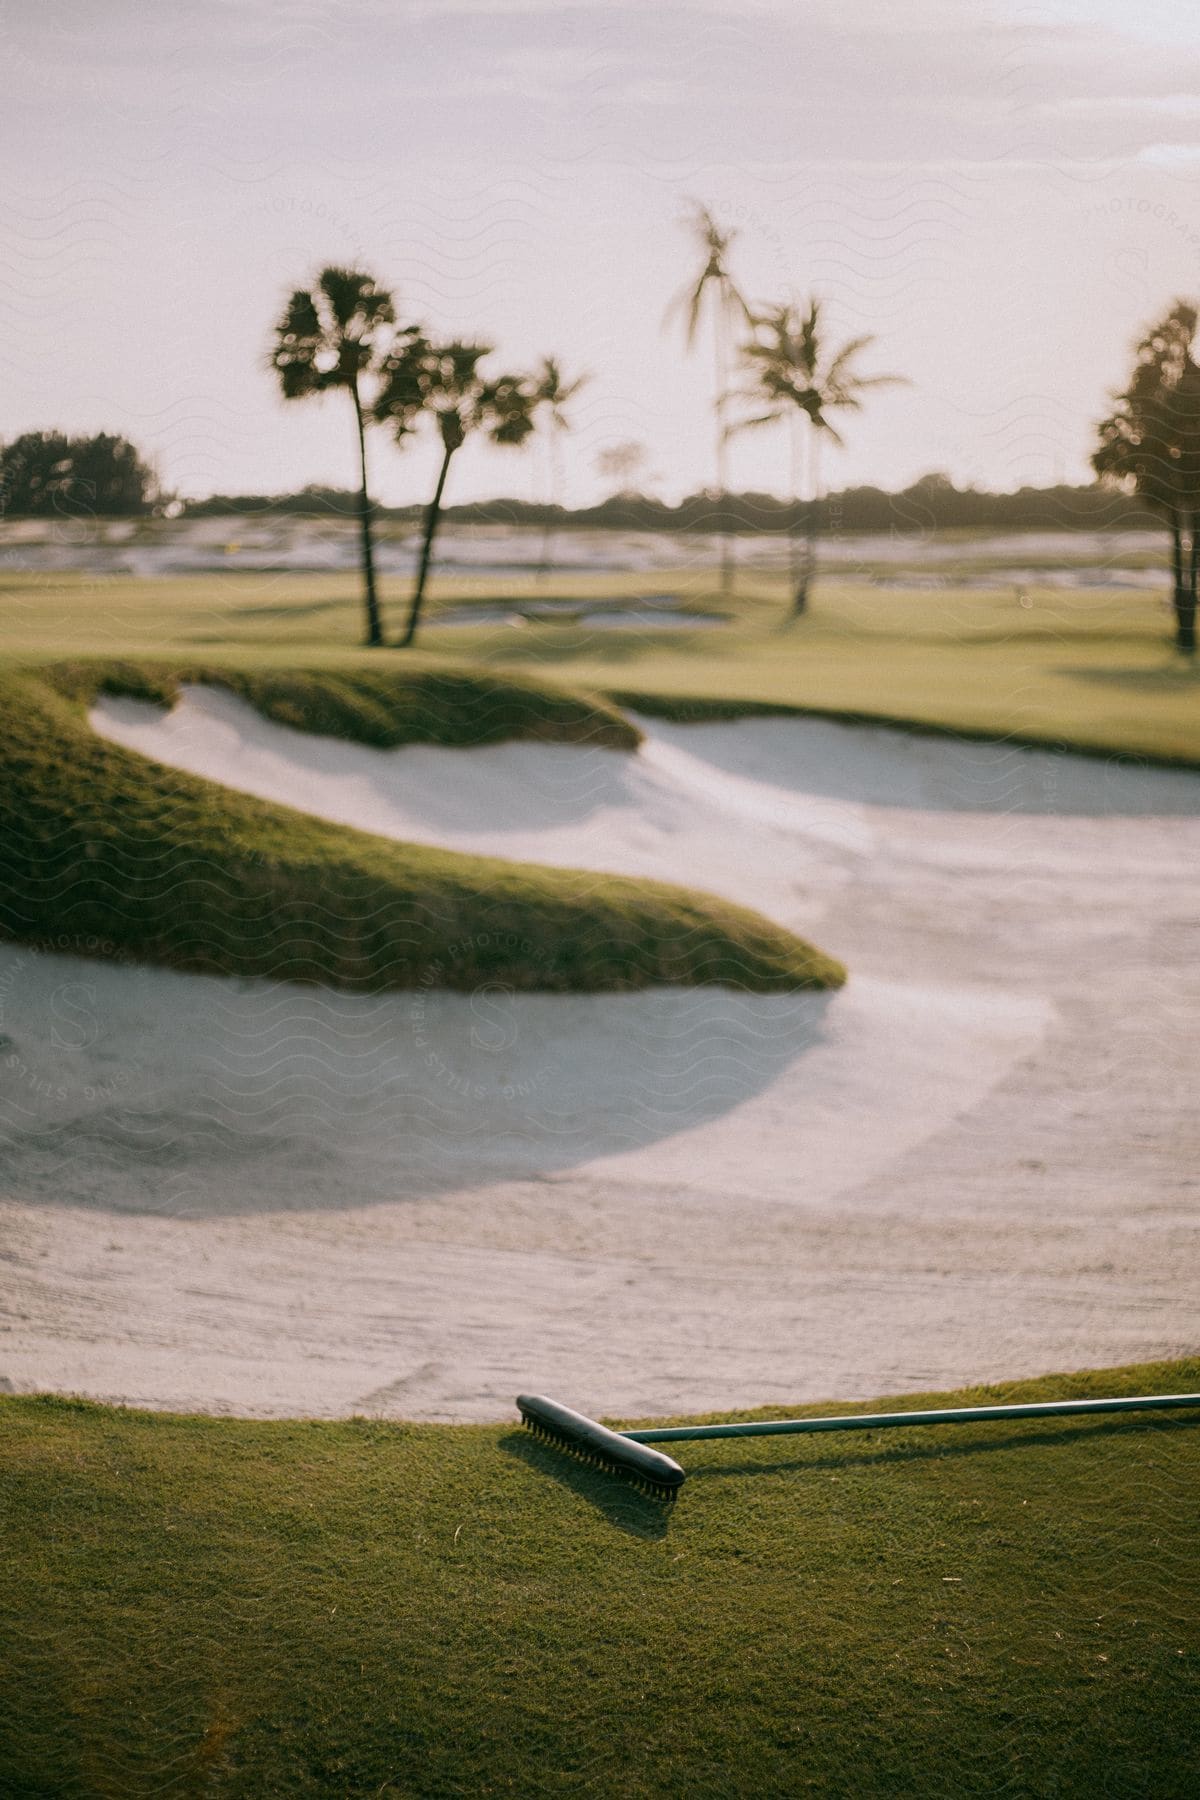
[626,1391,1200,1445]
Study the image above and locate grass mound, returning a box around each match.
[46,657,641,750]
[0,669,842,994]
[1,1360,1196,1796]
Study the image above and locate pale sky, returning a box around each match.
[4,0,1200,506]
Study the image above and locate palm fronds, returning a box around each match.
[268,267,403,647]
[733,294,904,616]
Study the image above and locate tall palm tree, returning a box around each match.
[665,202,750,597]
[270,267,409,647]
[377,339,537,648]
[737,297,903,617]
[533,356,588,580]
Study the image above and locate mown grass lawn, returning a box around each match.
[2,1360,1197,1797]
[2,566,1198,765]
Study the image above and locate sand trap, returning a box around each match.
[89,686,874,925]
[430,598,724,629]
[94,684,1200,829]
[0,952,1043,1218]
[1,689,1197,1420]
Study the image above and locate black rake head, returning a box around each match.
[517,1394,686,1502]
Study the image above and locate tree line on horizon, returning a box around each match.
[2,434,1162,538]
[0,431,155,518]
[0,442,1165,540]
[177,473,1162,535]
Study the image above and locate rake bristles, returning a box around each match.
[517,1395,686,1502]
[519,1386,1200,1501]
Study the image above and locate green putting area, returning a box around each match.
[2,1361,1197,1797]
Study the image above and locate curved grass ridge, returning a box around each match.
[46,657,642,751]
[0,670,844,994]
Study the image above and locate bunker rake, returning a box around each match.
[517,1389,1200,1503]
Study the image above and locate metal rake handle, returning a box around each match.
[626,1391,1200,1445]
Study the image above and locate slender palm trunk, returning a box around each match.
[400,442,455,648]
[791,423,819,617]
[1183,514,1199,655]
[714,302,734,598]
[351,382,383,648]
[806,426,820,602]
[537,422,560,584]
[787,411,802,603]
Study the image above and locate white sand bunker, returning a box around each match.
[0,687,1197,1421]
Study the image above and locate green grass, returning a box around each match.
[3,566,1199,765]
[2,1360,1197,1797]
[469,578,1200,769]
[44,657,641,751]
[0,664,842,994]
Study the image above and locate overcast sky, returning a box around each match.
[4,0,1200,505]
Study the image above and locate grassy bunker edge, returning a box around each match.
[0,662,844,995]
[46,656,642,751]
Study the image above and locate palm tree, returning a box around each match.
[533,356,588,580]
[270,267,410,647]
[665,203,750,598]
[377,339,537,648]
[1093,301,1200,654]
[736,297,903,617]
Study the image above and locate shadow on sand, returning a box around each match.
[641,711,1200,817]
[0,945,834,1217]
